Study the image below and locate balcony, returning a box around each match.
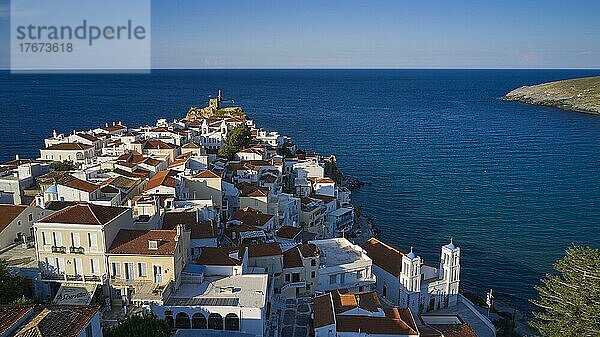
[70,246,85,254]
[41,272,105,284]
[281,281,306,292]
[51,246,67,254]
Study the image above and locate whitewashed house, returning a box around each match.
[362,237,461,314]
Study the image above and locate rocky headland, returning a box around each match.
[502,76,600,114]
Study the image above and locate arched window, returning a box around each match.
[208,313,223,330]
[192,313,207,329]
[175,312,191,329]
[164,311,174,328]
[225,313,240,331]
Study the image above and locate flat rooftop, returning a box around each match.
[0,244,38,269]
[311,238,370,268]
[166,274,268,308]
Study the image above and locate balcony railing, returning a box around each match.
[51,246,67,254]
[281,281,306,292]
[41,272,105,283]
[70,246,85,254]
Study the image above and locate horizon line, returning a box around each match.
[2,67,600,71]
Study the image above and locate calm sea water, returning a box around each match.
[1,69,600,310]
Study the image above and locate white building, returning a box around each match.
[151,262,269,337]
[326,207,354,238]
[40,143,96,166]
[0,205,46,249]
[362,237,461,315]
[310,238,376,294]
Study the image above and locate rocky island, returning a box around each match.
[502,76,600,114]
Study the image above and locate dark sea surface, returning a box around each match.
[1,69,600,310]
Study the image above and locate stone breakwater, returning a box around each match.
[502,76,600,115]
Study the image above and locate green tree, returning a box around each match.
[49,160,76,171]
[104,313,170,337]
[277,146,293,158]
[0,259,32,304]
[218,124,252,159]
[530,245,600,336]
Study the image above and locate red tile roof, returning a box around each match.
[39,204,128,225]
[13,305,100,337]
[143,170,177,192]
[108,229,179,255]
[0,205,27,233]
[313,293,336,328]
[243,243,282,258]
[59,177,99,193]
[193,170,220,179]
[162,211,216,239]
[143,139,176,150]
[196,247,245,266]
[283,246,303,268]
[362,237,405,277]
[427,324,478,337]
[0,305,34,336]
[299,243,319,258]
[231,207,273,227]
[314,290,419,336]
[275,226,302,239]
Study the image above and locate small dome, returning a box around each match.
[407,247,416,259]
[45,184,58,194]
[446,238,456,250]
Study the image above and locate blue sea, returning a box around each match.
[1,69,600,311]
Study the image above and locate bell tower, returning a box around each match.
[440,239,460,307]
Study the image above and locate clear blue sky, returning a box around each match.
[1,0,599,68]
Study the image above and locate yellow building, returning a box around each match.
[107,226,190,305]
[184,170,222,208]
[34,204,132,298]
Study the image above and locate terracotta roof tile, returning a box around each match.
[275,226,302,239]
[14,305,99,337]
[313,293,335,328]
[162,211,216,239]
[243,243,282,257]
[143,170,177,192]
[193,170,220,179]
[59,177,99,193]
[299,243,319,258]
[362,237,405,277]
[39,204,128,225]
[428,324,478,337]
[196,247,245,266]
[283,246,303,268]
[0,305,34,336]
[231,207,273,227]
[0,205,27,233]
[108,229,178,255]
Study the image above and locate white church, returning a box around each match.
[362,237,460,315]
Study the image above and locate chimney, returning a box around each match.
[176,224,184,238]
[196,208,200,223]
[118,121,122,125]
[15,154,20,160]
[105,123,109,127]
[52,130,57,138]
[112,122,116,126]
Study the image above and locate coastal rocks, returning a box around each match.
[502,76,600,115]
[185,105,246,121]
[323,155,365,191]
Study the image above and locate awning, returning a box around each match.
[53,283,97,305]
